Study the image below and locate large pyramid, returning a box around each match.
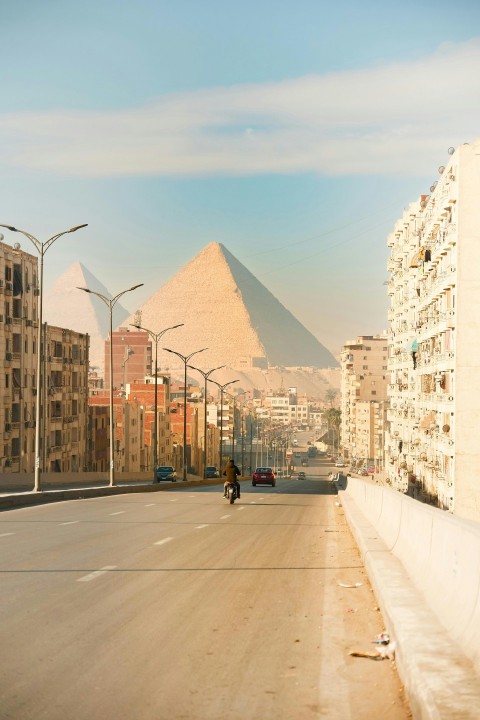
[43,262,129,373]
[125,243,337,371]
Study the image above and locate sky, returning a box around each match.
[1,0,480,356]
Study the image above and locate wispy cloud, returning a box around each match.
[1,38,479,177]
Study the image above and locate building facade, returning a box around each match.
[385,140,480,521]
[340,336,388,468]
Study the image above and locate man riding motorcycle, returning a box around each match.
[222,458,241,499]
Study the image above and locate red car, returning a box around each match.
[252,467,276,487]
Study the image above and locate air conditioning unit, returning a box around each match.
[5,282,13,291]
[26,319,33,327]
[5,352,12,361]
[32,388,37,396]
[5,316,13,324]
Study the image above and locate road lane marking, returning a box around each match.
[237,507,245,511]
[60,521,79,526]
[196,524,209,529]
[0,532,14,537]
[169,499,178,502]
[109,511,126,516]
[154,537,174,546]
[220,515,230,519]
[145,503,155,507]
[77,565,117,582]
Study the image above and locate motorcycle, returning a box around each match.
[224,482,238,504]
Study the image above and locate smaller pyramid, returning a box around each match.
[43,262,129,373]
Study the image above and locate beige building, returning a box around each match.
[0,241,39,472]
[340,336,389,467]
[385,139,480,521]
[44,325,89,472]
[0,241,89,473]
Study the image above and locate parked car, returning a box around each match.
[367,467,376,474]
[252,467,276,487]
[155,465,177,482]
[205,466,219,478]
[297,471,306,479]
[335,461,346,468]
[301,458,308,466]
[358,468,369,476]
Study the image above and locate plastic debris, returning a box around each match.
[334,501,342,507]
[337,581,363,588]
[373,631,390,645]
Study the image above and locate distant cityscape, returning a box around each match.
[1,139,479,522]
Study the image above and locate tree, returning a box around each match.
[325,388,338,407]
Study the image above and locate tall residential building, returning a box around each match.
[340,336,389,467]
[44,325,89,472]
[0,240,89,473]
[385,139,480,521]
[0,241,38,472]
[104,327,152,391]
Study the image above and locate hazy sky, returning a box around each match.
[1,0,479,355]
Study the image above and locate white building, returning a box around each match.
[385,139,480,521]
[340,336,389,467]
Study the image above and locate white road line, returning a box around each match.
[250,501,257,504]
[220,514,230,519]
[77,565,117,583]
[60,521,79,526]
[0,532,14,537]
[237,507,245,511]
[109,511,125,516]
[154,537,174,546]
[169,499,178,502]
[145,503,155,507]
[196,524,209,529]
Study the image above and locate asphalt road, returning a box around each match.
[0,459,410,720]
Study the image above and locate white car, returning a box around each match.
[335,461,346,467]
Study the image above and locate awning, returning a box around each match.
[419,411,436,430]
[410,339,418,352]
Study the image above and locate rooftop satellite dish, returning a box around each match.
[447,147,455,155]
[438,166,445,174]
[13,242,21,250]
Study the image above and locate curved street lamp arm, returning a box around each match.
[112,283,143,306]
[77,287,111,310]
[0,223,88,254]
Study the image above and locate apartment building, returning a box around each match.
[89,392,145,472]
[0,238,90,473]
[0,241,38,472]
[385,140,480,521]
[340,336,388,467]
[44,325,89,472]
[127,377,172,468]
[104,327,152,391]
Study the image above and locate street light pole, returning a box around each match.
[187,365,225,478]
[78,283,143,487]
[131,323,184,481]
[226,390,246,462]
[163,347,207,481]
[210,379,239,473]
[0,223,88,492]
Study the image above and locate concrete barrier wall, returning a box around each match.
[0,472,153,490]
[343,476,480,674]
